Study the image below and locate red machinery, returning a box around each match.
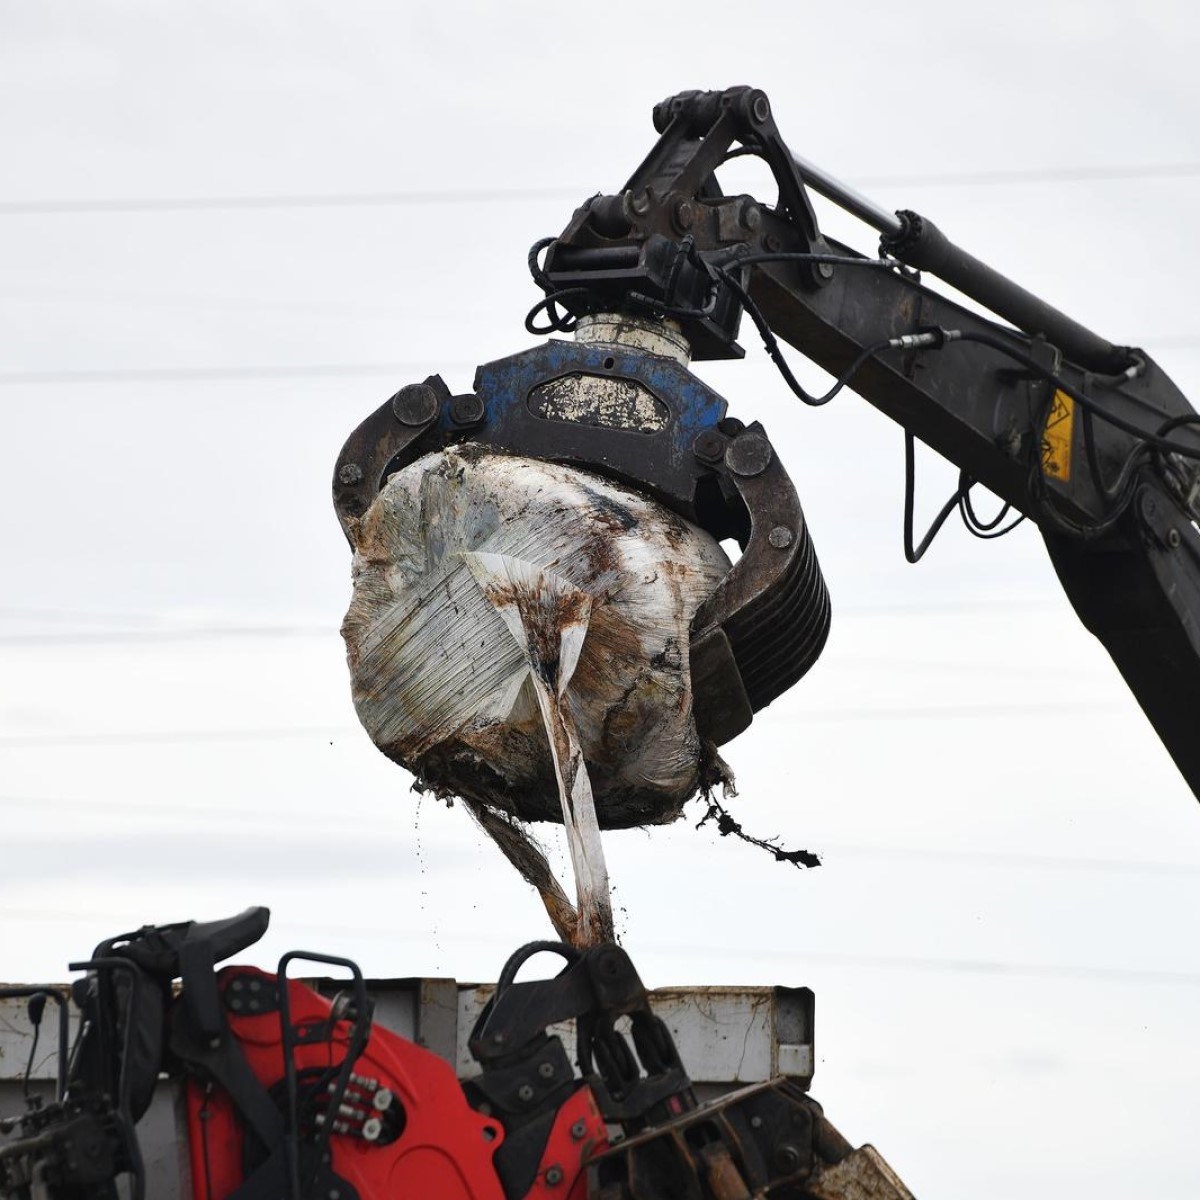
[0,909,879,1200]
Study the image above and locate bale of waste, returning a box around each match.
[341,444,731,831]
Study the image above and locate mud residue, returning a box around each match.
[342,446,732,830]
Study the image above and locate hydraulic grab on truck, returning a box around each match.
[6,85,1199,1199]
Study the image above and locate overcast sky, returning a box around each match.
[2,3,1200,1197]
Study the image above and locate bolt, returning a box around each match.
[673,199,694,231]
[392,382,439,427]
[628,188,652,217]
[373,1088,393,1111]
[693,430,726,464]
[517,1084,535,1102]
[362,1117,382,1142]
[775,1144,802,1174]
[768,526,793,549]
[329,1190,341,1200]
[739,201,762,232]
[545,1166,564,1186]
[764,233,782,253]
[450,394,485,426]
[751,94,771,123]
[725,431,773,478]
[1169,527,1182,548]
[229,997,244,1011]
[538,1061,555,1080]
[818,261,835,280]
[249,979,262,993]
[570,1120,587,1141]
[750,1115,763,1129]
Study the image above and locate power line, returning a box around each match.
[852,161,1200,189]
[1,336,1197,388]
[0,361,421,385]
[783,700,1124,722]
[0,698,1128,748]
[0,895,1195,986]
[821,843,1200,879]
[2,162,1198,217]
[0,623,330,646]
[0,726,356,748]
[6,792,1195,879]
[652,941,1200,988]
[0,187,584,216]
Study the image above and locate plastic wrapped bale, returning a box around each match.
[342,444,731,827]
[341,444,732,943]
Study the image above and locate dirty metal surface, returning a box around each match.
[529,372,669,434]
[807,1146,917,1200]
[455,983,814,1096]
[573,313,692,365]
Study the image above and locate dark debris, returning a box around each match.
[695,796,821,869]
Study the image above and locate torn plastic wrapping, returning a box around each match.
[341,445,732,943]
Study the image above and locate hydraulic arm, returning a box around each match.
[528,86,1200,800]
[334,85,1200,799]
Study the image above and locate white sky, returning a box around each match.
[2,2,1199,1196]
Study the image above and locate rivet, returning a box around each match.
[570,1120,587,1140]
[392,383,439,427]
[450,394,485,427]
[517,1084,535,1102]
[768,526,794,549]
[775,1144,801,1173]
[725,431,773,477]
[545,1165,564,1186]
[693,430,726,465]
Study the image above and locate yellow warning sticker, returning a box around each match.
[1042,389,1074,481]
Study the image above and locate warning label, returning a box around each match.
[1042,389,1074,481]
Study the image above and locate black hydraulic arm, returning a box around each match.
[539,86,1200,801]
